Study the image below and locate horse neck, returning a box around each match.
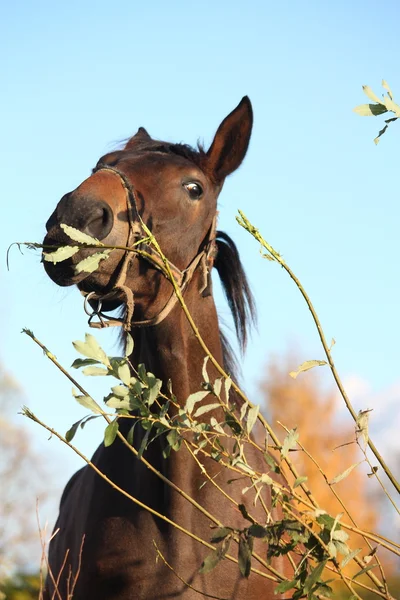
[128,282,223,402]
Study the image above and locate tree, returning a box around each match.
[0,365,50,581]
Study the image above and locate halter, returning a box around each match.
[81,164,217,330]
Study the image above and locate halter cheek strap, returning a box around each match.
[80,164,217,330]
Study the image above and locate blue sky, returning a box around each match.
[1,0,399,529]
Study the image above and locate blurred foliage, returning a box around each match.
[0,572,41,600]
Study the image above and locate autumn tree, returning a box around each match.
[260,352,382,586]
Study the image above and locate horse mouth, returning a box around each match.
[42,232,98,287]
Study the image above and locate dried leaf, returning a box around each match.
[199,550,221,574]
[193,402,221,418]
[382,79,393,100]
[353,103,387,117]
[362,85,382,104]
[238,537,252,577]
[281,428,299,459]
[289,359,327,379]
[329,462,362,485]
[340,548,362,568]
[356,408,372,445]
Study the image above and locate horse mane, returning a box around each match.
[215,231,256,354]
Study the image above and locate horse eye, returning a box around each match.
[183,182,203,200]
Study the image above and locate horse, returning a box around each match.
[42,98,289,599]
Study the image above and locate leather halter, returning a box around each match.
[81,164,217,330]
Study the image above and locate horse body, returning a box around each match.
[43,99,286,598]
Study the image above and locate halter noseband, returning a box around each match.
[81,164,217,330]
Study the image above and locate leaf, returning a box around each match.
[362,85,382,104]
[137,427,152,459]
[213,378,222,397]
[185,390,209,415]
[274,579,298,594]
[72,388,103,414]
[248,524,268,538]
[65,419,83,442]
[327,541,337,558]
[199,550,222,574]
[293,476,308,488]
[82,366,109,376]
[71,358,100,369]
[281,428,299,458]
[61,223,103,246]
[382,79,393,100]
[166,429,181,451]
[210,416,224,433]
[105,396,131,411]
[193,402,221,418]
[304,560,327,594]
[118,363,131,386]
[289,360,327,379]
[111,385,129,397]
[202,356,209,383]
[104,420,119,447]
[238,537,252,577]
[43,245,79,263]
[75,250,111,274]
[210,528,231,543]
[329,462,362,485]
[125,333,134,357]
[146,374,162,406]
[340,548,362,568]
[224,377,232,403]
[332,529,349,543]
[352,563,378,580]
[73,333,110,366]
[238,504,255,524]
[246,405,259,436]
[353,103,387,117]
[356,408,372,445]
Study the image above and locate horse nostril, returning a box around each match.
[84,202,114,240]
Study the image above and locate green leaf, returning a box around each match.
[104,420,119,447]
[61,223,103,245]
[210,416,224,433]
[199,550,222,574]
[352,563,378,580]
[82,366,109,376]
[72,333,110,366]
[281,428,299,459]
[166,429,181,452]
[72,389,103,414]
[304,560,327,594]
[111,385,129,397]
[238,504,255,523]
[274,579,298,594]
[353,103,388,117]
[193,402,221,418]
[125,333,134,357]
[105,396,131,411]
[211,527,231,543]
[145,374,162,406]
[118,362,131,386]
[137,427,152,459]
[238,537,252,577]
[248,524,268,538]
[71,358,100,369]
[327,541,337,558]
[43,245,79,263]
[329,462,362,485]
[65,419,83,442]
[184,390,209,415]
[331,529,349,543]
[294,476,308,488]
[340,548,362,568]
[289,360,327,379]
[213,378,222,397]
[362,85,382,104]
[75,250,111,274]
[246,405,259,436]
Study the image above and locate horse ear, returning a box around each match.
[124,127,151,150]
[206,97,253,183]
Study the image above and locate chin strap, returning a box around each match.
[80,165,217,330]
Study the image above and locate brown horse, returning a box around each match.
[42,98,288,599]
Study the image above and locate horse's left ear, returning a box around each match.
[125,127,152,150]
[206,97,253,183]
